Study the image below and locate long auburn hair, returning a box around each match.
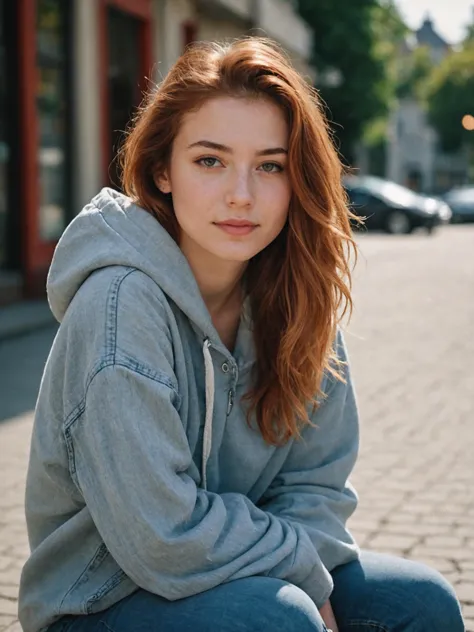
[121,37,361,445]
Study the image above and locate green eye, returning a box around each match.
[198,157,221,168]
[260,162,282,173]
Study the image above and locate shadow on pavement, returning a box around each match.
[0,326,58,423]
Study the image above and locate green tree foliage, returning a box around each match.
[425,45,474,152]
[297,0,406,161]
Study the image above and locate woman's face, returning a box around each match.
[157,96,291,265]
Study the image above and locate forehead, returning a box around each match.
[176,96,288,148]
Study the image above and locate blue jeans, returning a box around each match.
[49,551,465,632]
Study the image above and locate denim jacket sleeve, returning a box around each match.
[69,339,334,607]
[257,329,360,602]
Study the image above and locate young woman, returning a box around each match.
[19,38,463,632]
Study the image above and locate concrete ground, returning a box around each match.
[0,224,473,630]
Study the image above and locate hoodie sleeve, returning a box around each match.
[257,329,360,604]
[70,353,332,606]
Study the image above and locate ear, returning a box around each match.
[153,171,172,194]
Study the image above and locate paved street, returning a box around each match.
[0,225,473,630]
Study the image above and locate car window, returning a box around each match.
[359,176,420,206]
[445,189,474,204]
[348,189,371,206]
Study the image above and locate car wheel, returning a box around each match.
[385,211,413,235]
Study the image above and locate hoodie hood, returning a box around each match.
[47,187,226,350]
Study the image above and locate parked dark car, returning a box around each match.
[442,187,474,223]
[344,176,450,235]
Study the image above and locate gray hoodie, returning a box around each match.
[18,188,360,632]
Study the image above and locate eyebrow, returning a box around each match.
[187,140,288,156]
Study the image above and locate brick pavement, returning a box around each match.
[346,226,474,629]
[0,225,473,630]
[0,415,30,632]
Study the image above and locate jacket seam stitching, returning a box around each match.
[85,568,127,613]
[90,357,181,401]
[104,267,136,363]
[56,542,109,617]
[64,355,181,432]
[63,359,181,483]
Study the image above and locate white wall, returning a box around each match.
[211,0,253,22]
[198,17,248,43]
[73,0,102,212]
[153,0,196,79]
[258,0,311,60]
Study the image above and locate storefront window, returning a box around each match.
[36,0,70,241]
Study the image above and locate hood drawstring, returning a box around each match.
[202,339,215,490]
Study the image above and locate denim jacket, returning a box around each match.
[19,188,360,632]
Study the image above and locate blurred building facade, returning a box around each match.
[385,16,469,194]
[0,0,312,304]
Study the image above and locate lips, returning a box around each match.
[215,220,257,228]
[214,220,258,236]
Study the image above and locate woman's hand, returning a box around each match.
[319,599,339,632]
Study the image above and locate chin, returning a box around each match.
[216,251,255,263]
[211,243,263,263]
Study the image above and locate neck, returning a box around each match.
[193,260,245,318]
[180,238,246,318]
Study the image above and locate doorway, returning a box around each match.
[101,0,152,189]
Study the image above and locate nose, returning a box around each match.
[225,170,254,209]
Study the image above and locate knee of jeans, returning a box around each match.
[422,571,464,632]
[401,566,464,632]
[243,578,325,632]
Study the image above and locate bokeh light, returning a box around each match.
[461,114,474,131]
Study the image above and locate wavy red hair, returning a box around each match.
[120,38,361,445]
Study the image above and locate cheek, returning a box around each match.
[263,181,291,229]
[171,165,199,198]
[170,168,216,221]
